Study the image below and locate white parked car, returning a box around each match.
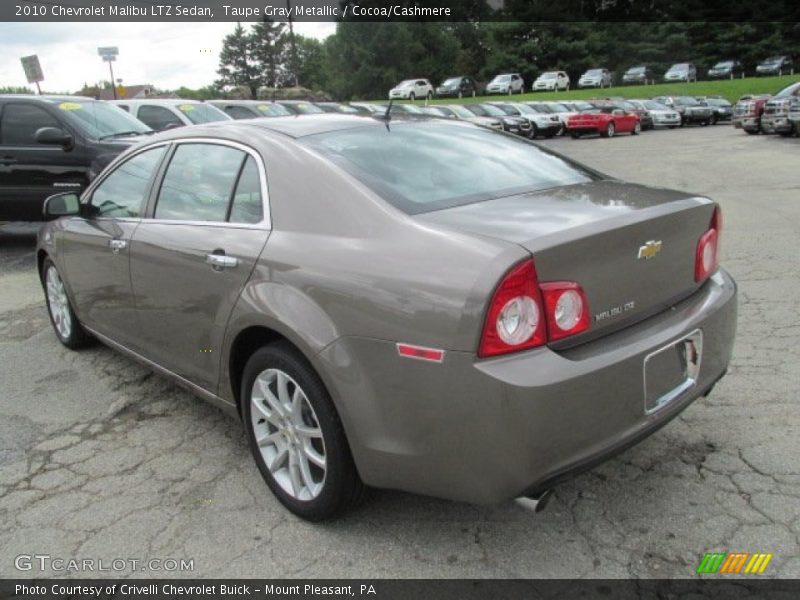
[578,68,613,89]
[664,63,697,83]
[111,99,231,130]
[532,71,570,92]
[388,79,434,101]
[485,73,525,95]
[525,101,578,131]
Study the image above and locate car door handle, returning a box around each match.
[206,253,238,269]
[108,239,127,253]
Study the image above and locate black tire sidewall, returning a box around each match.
[241,343,360,521]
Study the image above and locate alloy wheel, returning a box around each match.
[46,266,72,340]
[250,368,326,501]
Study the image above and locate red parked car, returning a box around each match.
[567,105,641,138]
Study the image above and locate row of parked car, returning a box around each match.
[731,80,800,137]
[387,57,796,99]
[1,83,794,220]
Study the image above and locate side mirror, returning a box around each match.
[43,192,80,219]
[35,127,74,151]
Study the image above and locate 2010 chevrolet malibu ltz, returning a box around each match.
[37,115,737,520]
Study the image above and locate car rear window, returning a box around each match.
[301,121,597,214]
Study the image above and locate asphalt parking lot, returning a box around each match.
[1,125,798,579]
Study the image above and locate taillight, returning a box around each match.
[695,206,722,282]
[478,260,590,358]
[478,260,546,358]
[540,282,590,342]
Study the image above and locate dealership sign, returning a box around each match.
[20,55,44,83]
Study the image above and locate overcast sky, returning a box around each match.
[0,22,336,92]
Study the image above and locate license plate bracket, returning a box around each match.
[643,329,703,414]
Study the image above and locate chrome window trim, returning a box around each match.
[81,137,272,230]
[152,137,272,230]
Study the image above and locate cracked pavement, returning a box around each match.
[1,126,798,579]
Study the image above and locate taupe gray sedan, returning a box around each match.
[37,115,737,520]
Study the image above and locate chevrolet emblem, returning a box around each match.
[637,240,662,260]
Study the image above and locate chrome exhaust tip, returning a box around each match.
[516,488,553,513]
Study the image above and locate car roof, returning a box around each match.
[0,94,96,103]
[110,98,203,105]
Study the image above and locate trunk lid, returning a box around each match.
[416,180,716,345]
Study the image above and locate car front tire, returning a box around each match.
[42,258,92,349]
[242,342,365,521]
[409,92,415,101]
[603,122,616,137]
[632,122,641,135]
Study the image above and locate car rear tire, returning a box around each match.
[529,124,539,139]
[242,342,365,521]
[409,92,415,101]
[426,91,432,101]
[42,258,93,350]
[710,115,718,125]
[603,122,616,137]
[458,91,463,99]
[570,131,581,139]
[632,122,641,135]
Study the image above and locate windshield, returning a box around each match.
[474,104,506,117]
[399,104,424,114]
[442,78,461,86]
[714,61,733,68]
[448,105,476,118]
[175,103,230,124]
[644,100,669,110]
[585,69,603,76]
[539,73,557,80]
[257,103,291,117]
[627,67,645,74]
[491,75,512,83]
[706,98,731,106]
[668,64,689,72]
[763,57,781,64]
[56,100,151,138]
[515,104,539,115]
[775,82,800,98]
[301,121,595,214]
[546,103,569,112]
[675,97,699,106]
[286,102,324,114]
[397,80,416,88]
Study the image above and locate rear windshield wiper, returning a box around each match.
[98,130,153,140]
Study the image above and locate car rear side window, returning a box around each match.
[0,104,61,145]
[138,105,182,130]
[229,157,263,224]
[91,146,167,218]
[155,143,245,222]
[302,121,596,214]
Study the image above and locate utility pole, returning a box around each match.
[286,0,299,86]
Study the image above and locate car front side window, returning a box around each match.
[91,145,167,218]
[0,103,61,146]
[154,143,246,222]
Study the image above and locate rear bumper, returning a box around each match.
[318,269,737,504]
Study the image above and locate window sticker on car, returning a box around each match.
[58,102,82,111]
[257,104,269,110]
[178,104,195,112]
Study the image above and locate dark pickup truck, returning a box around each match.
[0,95,152,220]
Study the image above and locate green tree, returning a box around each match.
[251,19,288,87]
[216,23,261,98]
